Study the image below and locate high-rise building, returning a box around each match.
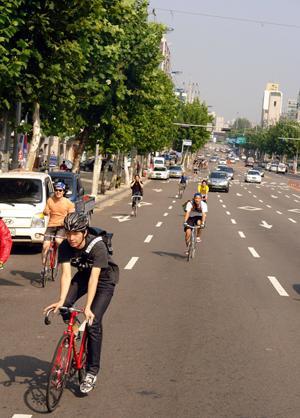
[159,36,171,75]
[286,99,298,120]
[261,83,283,127]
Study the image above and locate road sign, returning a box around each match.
[182,139,192,146]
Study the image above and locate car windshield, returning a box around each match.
[0,178,43,204]
[248,171,259,175]
[154,167,166,172]
[210,172,227,179]
[170,166,182,171]
[218,166,233,173]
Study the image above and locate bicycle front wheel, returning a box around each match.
[46,335,72,412]
[50,247,59,281]
[41,249,51,287]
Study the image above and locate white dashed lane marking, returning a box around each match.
[288,218,297,223]
[144,235,153,243]
[168,206,173,210]
[276,211,282,215]
[238,231,246,238]
[266,205,272,208]
[219,199,223,203]
[231,219,237,224]
[172,200,176,203]
[163,212,168,217]
[268,276,289,297]
[253,194,257,198]
[248,247,260,258]
[226,211,231,215]
[222,204,226,208]
[285,195,290,199]
[278,191,282,194]
[259,199,263,203]
[12,414,33,417]
[271,195,278,199]
[156,222,163,227]
[124,257,139,270]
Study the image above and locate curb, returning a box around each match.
[288,179,300,191]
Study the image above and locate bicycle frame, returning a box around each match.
[65,310,87,371]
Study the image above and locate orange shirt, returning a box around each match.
[44,196,75,227]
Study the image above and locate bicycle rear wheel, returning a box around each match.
[133,201,137,217]
[46,334,72,412]
[187,232,196,261]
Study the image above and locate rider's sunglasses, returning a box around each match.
[54,189,63,192]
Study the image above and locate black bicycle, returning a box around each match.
[131,194,142,217]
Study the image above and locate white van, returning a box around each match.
[0,171,54,244]
[153,157,165,168]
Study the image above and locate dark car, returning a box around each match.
[207,171,230,192]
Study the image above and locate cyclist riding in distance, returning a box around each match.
[44,213,119,394]
[197,179,209,225]
[130,174,143,215]
[42,181,75,267]
[179,172,188,188]
[184,193,207,251]
[0,215,13,270]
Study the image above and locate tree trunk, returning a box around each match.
[72,128,89,173]
[108,154,117,190]
[91,144,102,196]
[124,154,130,185]
[26,101,41,171]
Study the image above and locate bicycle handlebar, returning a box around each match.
[44,306,84,325]
[183,223,202,229]
[37,233,65,239]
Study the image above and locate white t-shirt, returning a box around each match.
[186,200,207,214]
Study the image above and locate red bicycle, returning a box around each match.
[41,234,63,287]
[44,307,88,412]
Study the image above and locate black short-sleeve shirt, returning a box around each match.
[58,234,112,280]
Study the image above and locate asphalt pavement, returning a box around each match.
[1,163,300,418]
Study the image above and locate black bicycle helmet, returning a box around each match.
[64,212,88,232]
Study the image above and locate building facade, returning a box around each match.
[261,83,283,127]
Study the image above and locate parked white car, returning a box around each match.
[149,166,170,180]
[244,169,262,183]
[277,163,287,174]
[270,163,279,172]
[219,159,227,165]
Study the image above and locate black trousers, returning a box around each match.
[63,271,115,376]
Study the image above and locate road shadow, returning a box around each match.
[0,355,49,414]
[0,354,85,414]
[10,270,43,288]
[0,276,23,286]
[152,251,186,261]
[111,213,130,217]
[11,244,41,255]
[293,284,300,295]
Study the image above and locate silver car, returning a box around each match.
[168,165,183,178]
[207,171,230,192]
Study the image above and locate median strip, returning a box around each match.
[248,247,260,258]
[124,257,139,270]
[268,276,289,297]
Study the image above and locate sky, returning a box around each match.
[149,0,300,124]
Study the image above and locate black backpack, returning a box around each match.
[87,226,113,255]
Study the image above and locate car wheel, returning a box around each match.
[225,188,229,193]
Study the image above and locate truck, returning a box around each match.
[49,171,95,220]
[0,171,54,243]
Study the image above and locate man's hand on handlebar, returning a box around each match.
[43,300,64,315]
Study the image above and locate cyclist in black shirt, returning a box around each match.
[44,212,118,394]
[130,174,143,215]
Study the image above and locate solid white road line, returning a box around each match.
[238,231,246,238]
[266,204,272,208]
[168,206,173,209]
[226,211,231,215]
[288,218,297,223]
[231,219,237,224]
[156,221,163,227]
[144,235,153,243]
[276,211,282,215]
[259,199,264,203]
[248,247,260,258]
[12,415,33,418]
[163,212,168,217]
[124,257,139,270]
[268,276,289,297]
[222,204,227,208]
